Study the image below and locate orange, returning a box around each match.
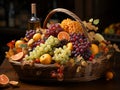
[15,40,25,48]
[0,74,9,85]
[106,71,114,80]
[33,33,41,41]
[57,31,70,41]
[10,51,24,61]
[40,54,52,64]
[90,44,99,55]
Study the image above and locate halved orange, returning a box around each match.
[0,74,9,85]
[57,31,70,41]
[10,51,24,61]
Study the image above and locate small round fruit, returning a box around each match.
[40,54,52,64]
[10,51,24,61]
[57,31,70,41]
[67,42,73,50]
[0,74,9,86]
[15,40,25,48]
[106,71,114,80]
[33,33,41,41]
[27,39,34,47]
[90,44,99,55]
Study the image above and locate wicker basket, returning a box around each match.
[9,8,113,82]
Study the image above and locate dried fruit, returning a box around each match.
[60,18,83,34]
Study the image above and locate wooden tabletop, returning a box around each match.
[0,59,120,90]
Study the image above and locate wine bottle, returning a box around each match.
[27,3,40,30]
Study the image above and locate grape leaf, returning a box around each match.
[93,19,99,25]
[89,18,93,23]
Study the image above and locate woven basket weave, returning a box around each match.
[9,8,113,82]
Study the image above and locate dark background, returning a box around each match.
[0,0,120,64]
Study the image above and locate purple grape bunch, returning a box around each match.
[45,23,63,38]
[32,39,45,48]
[70,33,91,60]
[25,30,36,40]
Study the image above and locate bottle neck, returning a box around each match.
[30,13,39,22]
[31,3,36,15]
[31,13,36,17]
[30,3,39,21]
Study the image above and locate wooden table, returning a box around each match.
[0,59,120,90]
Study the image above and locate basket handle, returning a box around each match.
[43,8,91,42]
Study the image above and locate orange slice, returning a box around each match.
[0,74,9,85]
[57,31,70,41]
[10,52,24,61]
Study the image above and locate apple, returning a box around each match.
[40,54,52,64]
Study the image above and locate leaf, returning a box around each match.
[89,18,93,23]
[93,19,99,25]
[20,44,27,48]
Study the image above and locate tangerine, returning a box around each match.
[106,71,114,80]
[57,31,70,41]
[40,54,52,64]
[90,44,99,55]
[33,33,41,41]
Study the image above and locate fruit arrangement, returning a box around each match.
[104,23,120,35]
[6,18,109,63]
[5,8,117,81]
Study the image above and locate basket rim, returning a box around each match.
[9,60,57,68]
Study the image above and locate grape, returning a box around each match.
[56,39,69,48]
[45,23,63,38]
[24,36,60,60]
[25,30,36,40]
[70,33,91,60]
[52,45,71,64]
[32,39,45,48]
[45,36,60,47]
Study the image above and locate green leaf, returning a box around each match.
[20,44,27,48]
[93,19,99,25]
[89,18,93,22]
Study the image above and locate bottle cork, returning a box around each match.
[31,3,36,14]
